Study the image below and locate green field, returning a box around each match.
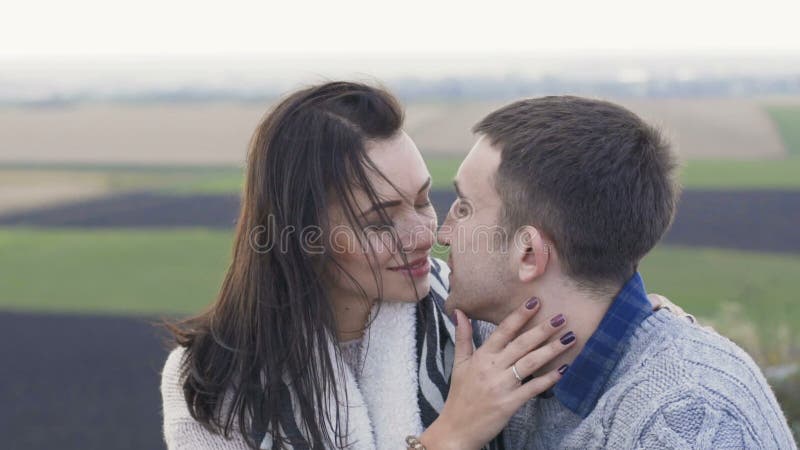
[766,105,800,157]
[1,228,798,347]
[679,158,800,189]
[0,163,245,195]
[4,156,800,196]
[433,156,800,191]
[0,228,231,316]
[1,105,797,438]
[1,103,798,335]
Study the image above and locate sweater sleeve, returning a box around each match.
[160,347,255,450]
[617,384,798,450]
[631,396,766,449]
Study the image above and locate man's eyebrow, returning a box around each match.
[453,180,467,199]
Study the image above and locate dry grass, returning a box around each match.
[0,103,266,165]
[618,98,787,160]
[0,98,792,167]
[0,170,111,215]
[2,97,792,213]
[406,98,791,159]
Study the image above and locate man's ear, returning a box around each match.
[513,226,550,283]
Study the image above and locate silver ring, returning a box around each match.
[511,364,523,383]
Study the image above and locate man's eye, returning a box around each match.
[415,200,432,208]
[453,199,473,219]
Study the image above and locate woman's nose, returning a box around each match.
[399,221,434,253]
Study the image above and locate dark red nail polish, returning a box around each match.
[560,331,576,345]
[550,314,566,328]
[452,313,458,326]
[558,364,569,375]
[525,297,540,310]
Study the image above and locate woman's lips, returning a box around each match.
[388,257,430,278]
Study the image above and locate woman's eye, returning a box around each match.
[366,220,394,230]
[414,191,432,209]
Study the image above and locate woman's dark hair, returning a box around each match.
[165,81,406,449]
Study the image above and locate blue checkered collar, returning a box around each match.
[551,271,653,417]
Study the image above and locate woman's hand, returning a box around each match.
[647,293,698,324]
[419,298,575,450]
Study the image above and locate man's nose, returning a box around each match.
[437,215,453,247]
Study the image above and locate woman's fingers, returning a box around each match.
[649,292,686,315]
[508,330,576,383]
[510,367,564,407]
[649,293,697,324]
[483,296,542,352]
[453,309,474,365]
[433,302,572,449]
[499,312,568,367]
[647,293,664,310]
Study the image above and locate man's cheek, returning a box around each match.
[443,290,461,314]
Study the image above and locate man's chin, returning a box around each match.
[443,291,467,316]
[444,297,491,323]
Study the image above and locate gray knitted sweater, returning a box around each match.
[503,309,797,449]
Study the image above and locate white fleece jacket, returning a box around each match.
[160,300,424,450]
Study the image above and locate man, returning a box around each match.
[436,96,796,449]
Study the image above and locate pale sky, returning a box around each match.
[3,0,800,57]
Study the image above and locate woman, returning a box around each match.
[161,82,575,449]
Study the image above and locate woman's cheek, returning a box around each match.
[362,229,395,258]
[328,225,356,255]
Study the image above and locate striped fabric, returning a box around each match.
[257,258,504,449]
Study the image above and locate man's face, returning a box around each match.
[437,135,515,321]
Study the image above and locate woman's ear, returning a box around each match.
[513,226,550,283]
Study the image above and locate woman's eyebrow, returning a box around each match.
[360,200,402,217]
[360,177,432,217]
[417,177,431,194]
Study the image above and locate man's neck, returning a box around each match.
[513,277,619,376]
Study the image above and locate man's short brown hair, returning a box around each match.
[474,96,680,289]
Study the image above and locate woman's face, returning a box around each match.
[327,131,436,304]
